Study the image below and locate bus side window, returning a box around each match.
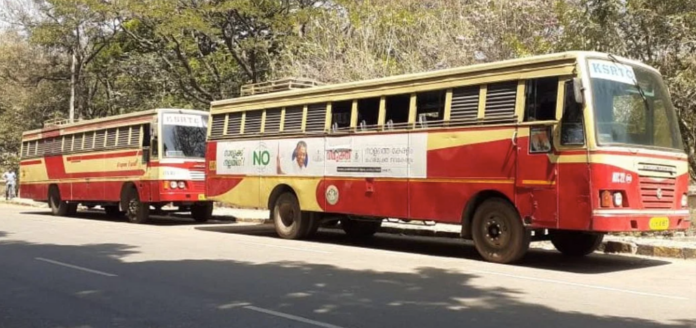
[331,100,352,131]
[561,81,585,146]
[357,97,380,130]
[416,90,446,128]
[143,124,151,147]
[142,124,154,162]
[525,77,558,122]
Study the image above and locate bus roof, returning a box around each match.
[22,108,208,138]
[211,51,660,112]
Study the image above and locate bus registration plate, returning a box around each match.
[649,217,669,230]
[198,194,206,201]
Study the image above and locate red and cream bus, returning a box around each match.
[204,52,690,264]
[19,108,213,223]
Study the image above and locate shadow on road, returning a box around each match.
[195,224,673,275]
[0,239,691,328]
[19,210,235,226]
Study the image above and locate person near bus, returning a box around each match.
[3,169,17,200]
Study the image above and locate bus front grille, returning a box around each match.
[637,163,677,209]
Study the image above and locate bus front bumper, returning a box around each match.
[155,180,207,203]
[591,209,691,232]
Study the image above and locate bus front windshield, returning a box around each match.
[161,113,208,158]
[589,59,684,151]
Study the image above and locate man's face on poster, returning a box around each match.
[295,144,307,168]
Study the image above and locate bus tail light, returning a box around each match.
[601,190,626,208]
[601,190,612,207]
[163,181,188,190]
[613,192,623,207]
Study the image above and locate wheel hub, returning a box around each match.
[278,204,295,227]
[128,199,138,216]
[484,216,509,247]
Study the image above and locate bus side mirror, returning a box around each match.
[572,77,584,105]
[142,147,150,164]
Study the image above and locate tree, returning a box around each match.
[0,31,69,169]
[114,0,321,104]
[273,0,562,83]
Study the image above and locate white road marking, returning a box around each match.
[244,306,344,328]
[35,257,118,277]
[469,269,689,301]
[238,241,331,254]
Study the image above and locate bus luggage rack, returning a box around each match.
[240,78,323,97]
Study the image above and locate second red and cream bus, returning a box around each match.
[19,108,213,223]
[203,51,690,264]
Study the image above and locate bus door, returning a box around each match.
[515,123,559,228]
[144,122,158,202]
[514,78,562,229]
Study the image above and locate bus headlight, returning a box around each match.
[169,181,178,189]
[613,192,623,207]
[178,181,186,189]
[683,194,689,208]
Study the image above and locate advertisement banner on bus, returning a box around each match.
[215,134,427,178]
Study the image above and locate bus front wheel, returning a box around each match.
[48,186,70,217]
[471,198,530,264]
[272,192,311,240]
[124,188,150,224]
[551,231,604,257]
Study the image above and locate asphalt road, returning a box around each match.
[0,204,694,328]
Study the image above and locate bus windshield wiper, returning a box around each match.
[607,53,651,112]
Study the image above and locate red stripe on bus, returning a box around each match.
[66,150,140,162]
[42,130,60,138]
[20,160,42,166]
[45,156,144,180]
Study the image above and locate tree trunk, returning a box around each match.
[69,50,76,123]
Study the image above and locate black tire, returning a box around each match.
[551,230,604,257]
[48,186,69,216]
[471,198,530,264]
[341,218,382,239]
[124,188,150,224]
[272,192,311,239]
[191,202,214,223]
[104,206,123,218]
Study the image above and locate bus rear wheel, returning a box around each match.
[341,218,382,239]
[471,198,530,264]
[272,192,311,240]
[124,188,150,224]
[551,231,604,257]
[48,186,70,216]
[191,202,213,223]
